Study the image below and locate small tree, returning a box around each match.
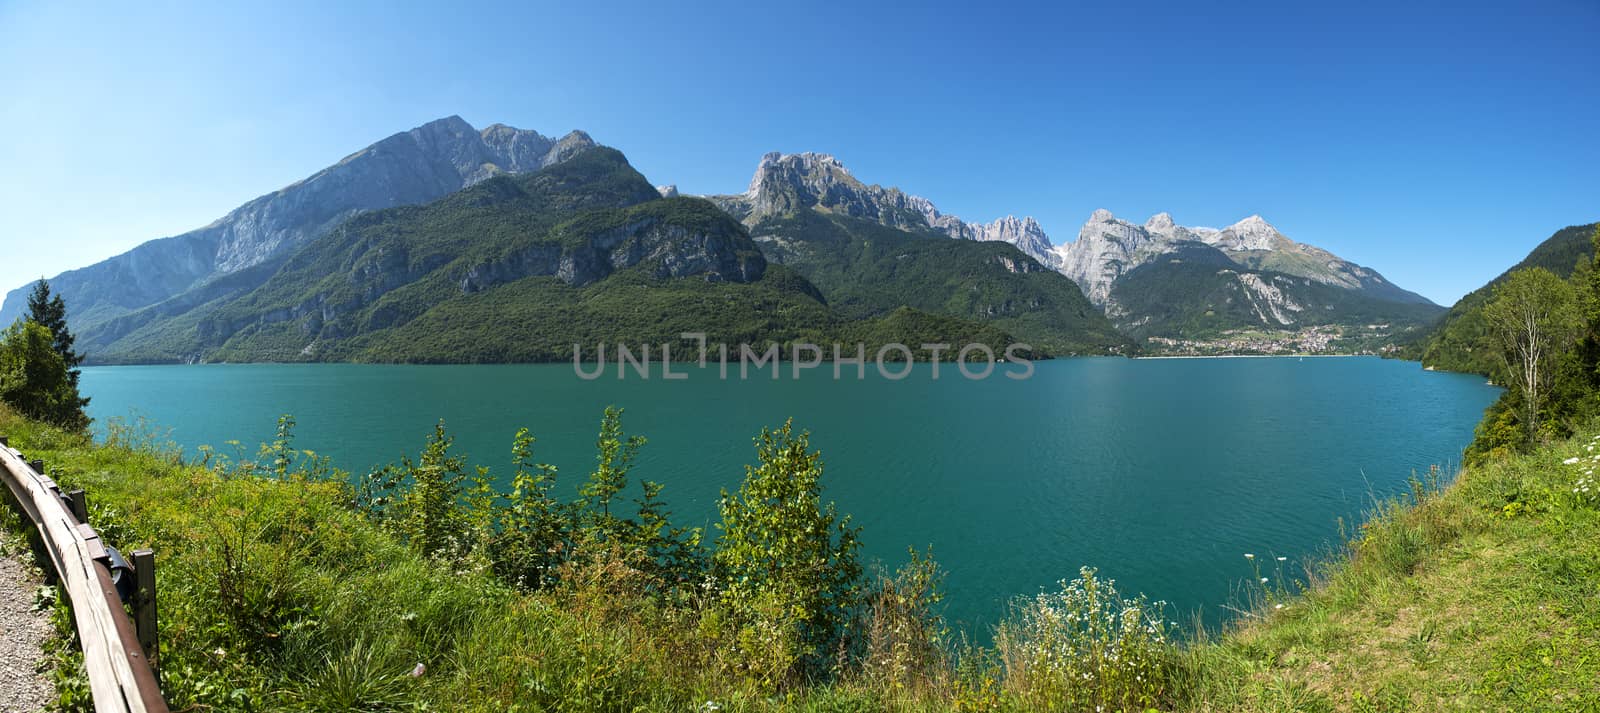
[569,408,702,588]
[0,320,89,431]
[578,406,645,542]
[712,420,862,686]
[395,421,469,560]
[1483,267,1581,443]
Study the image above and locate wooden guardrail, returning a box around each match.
[0,437,168,713]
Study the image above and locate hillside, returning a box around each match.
[84,147,1037,364]
[1414,222,1599,374]
[1107,242,1446,345]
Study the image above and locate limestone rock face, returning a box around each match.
[1207,215,1281,252]
[1055,210,1166,306]
[969,216,1057,267]
[711,152,1060,267]
[0,116,596,330]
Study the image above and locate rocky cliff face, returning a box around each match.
[1054,209,1169,306]
[0,116,596,330]
[710,152,1060,266]
[460,206,765,294]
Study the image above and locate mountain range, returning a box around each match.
[708,151,1441,344]
[3,116,1449,363]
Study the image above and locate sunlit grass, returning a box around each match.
[4,402,1599,711]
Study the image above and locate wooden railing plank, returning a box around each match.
[0,443,167,712]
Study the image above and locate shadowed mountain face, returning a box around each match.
[0,116,595,332]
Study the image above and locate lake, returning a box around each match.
[79,356,1499,634]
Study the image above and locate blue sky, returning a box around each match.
[1,0,1595,305]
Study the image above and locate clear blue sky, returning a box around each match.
[1,0,1595,305]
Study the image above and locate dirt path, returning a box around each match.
[0,544,51,713]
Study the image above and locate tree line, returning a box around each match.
[1468,226,1600,462]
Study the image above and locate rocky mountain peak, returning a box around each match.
[1145,212,1175,231]
[1228,214,1276,231]
[545,131,597,165]
[1211,214,1284,251]
[421,114,475,134]
[1089,208,1117,223]
[746,152,854,196]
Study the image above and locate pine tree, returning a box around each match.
[25,279,84,387]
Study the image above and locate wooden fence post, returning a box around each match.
[68,489,87,523]
[132,549,159,682]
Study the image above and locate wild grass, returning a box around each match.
[1187,437,1600,711]
[4,402,1599,711]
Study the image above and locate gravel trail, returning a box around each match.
[0,543,51,713]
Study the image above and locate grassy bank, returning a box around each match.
[2,402,1597,711]
[1190,430,1600,710]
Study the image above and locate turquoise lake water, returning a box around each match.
[78,356,1499,634]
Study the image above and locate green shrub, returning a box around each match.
[711,419,864,689]
[0,320,89,431]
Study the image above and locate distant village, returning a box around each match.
[1143,324,1399,356]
